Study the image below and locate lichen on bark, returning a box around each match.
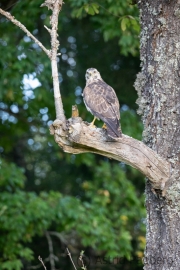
[136,0,180,269]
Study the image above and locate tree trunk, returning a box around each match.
[135,0,180,269]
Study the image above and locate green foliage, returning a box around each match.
[78,161,145,258]
[0,158,145,269]
[84,3,99,15]
[73,3,99,17]
[69,0,140,56]
[0,0,145,269]
[0,161,60,269]
[0,160,25,189]
[121,109,143,140]
[120,15,140,33]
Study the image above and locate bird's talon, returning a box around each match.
[89,123,96,128]
[102,123,107,129]
[89,116,97,128]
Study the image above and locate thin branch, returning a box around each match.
[28,257,49,269]
[45,231,56,270]
[0,8,50,57]
[41,0,66,121]
[0,1,65,121]
[66,248,78,270]
[29,255,58,270]
[79,251,87,270]
[38,256,47,270]
[3,1,18,11]
[48,231,68,245]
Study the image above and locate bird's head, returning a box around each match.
[85,68,102,84]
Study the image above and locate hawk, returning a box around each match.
[82,68,122,139]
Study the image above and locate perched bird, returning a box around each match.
[82,68,122,139]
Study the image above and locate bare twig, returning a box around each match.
[0,8,50,57]
[45,231,56,270]
[29,255,58,269]
[41,0,66,121]
[28,257,49,269]
[0,0,66,121]
[79,251,87,270]
[66,248,78,270]
[38,256,47,270]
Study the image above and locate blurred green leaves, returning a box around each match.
[120,16,140,33]
[69,0,140,56]
[0,0,144,269]
[84,3,99,15]
[0,159,145,269]
[73,3,99,17]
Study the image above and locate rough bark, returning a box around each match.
[135,0,180,269]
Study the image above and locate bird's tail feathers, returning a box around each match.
[105,119,122,138]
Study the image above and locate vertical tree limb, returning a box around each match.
[41,0,66,121]
[136,1,180,268]
[45,231,56,270]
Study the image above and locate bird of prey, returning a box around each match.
[82,68,122,139]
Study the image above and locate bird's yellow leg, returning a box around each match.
[89,116,97,128]
[102,123,107,129]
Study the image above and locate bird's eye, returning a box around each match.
[93,70,96,73]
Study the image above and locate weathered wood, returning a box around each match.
[50,116,170,191]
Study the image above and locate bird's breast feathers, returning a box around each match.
[83,80,120,120]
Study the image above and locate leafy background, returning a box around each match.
[0,0,146,269]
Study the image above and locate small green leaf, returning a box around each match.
[84,4,96,16]
[121,18,127,31]
[87,6,95,15]
[131,19,140,32]
[127,15,135,20]
[91,3,99,14]
[84,4,89,13]
[75,7,84,18]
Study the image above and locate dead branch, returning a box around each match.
[38,256,47,270]
[66,248,78,270]
[45,231,56,270]
[50,106,170,191]
[0,0,65,122]
[0,8,50,57]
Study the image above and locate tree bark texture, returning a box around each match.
[136,0,180,269]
